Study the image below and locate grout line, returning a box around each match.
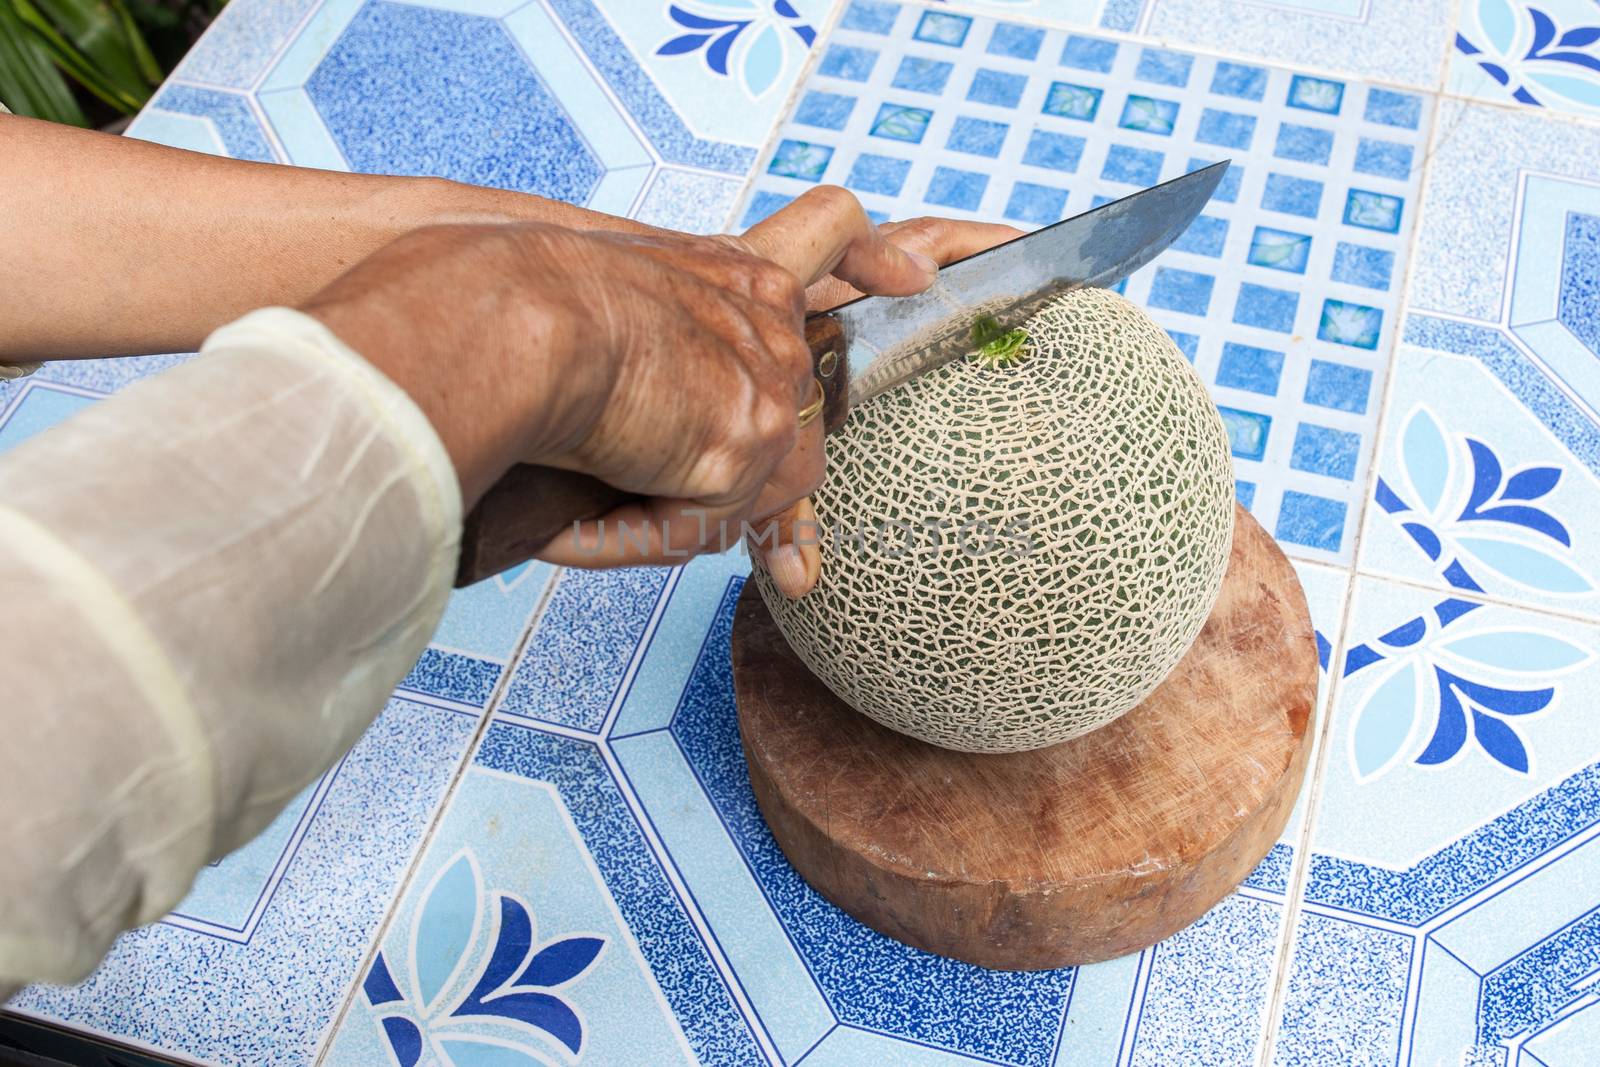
[1256,558,1362,1066]
[1348,566,1600,629]
[1434,0,1462,96]
[1436,85,1600,131]
[310,568,563,1067]
[1259,81,1454,1063]
[720,0,851,233]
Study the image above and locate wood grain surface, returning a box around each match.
[732,503,1318,970]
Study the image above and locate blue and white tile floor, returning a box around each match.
[2,0,1600,1064]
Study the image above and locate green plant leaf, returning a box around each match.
[34,0,160,88]
[10,0,156,113]
[0,1,87,124]
[113,0,164,84]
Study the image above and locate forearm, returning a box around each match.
[0,309,460,985]
[0,113,654,362]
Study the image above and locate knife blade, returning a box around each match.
[823,160,1230,418]
[455,161,1229,585]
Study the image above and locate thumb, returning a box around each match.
[740,186,938,296]
[749,497,823,598]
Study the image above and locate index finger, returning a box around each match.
[739,185,937,297]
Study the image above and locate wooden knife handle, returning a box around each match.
[453,313,851,587]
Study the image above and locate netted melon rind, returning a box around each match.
[752,287,1234,753]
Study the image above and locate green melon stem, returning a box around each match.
[969,314,1030,369]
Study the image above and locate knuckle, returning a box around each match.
[778,332,812,379]
[751,392,798,453]
[752,262,805,313]
[806,184,864,218]
[895,215,944,242]
[688,449,748,502]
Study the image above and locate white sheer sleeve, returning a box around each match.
[0,308,461,986]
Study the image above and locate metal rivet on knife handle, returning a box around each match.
[804,313,852,434]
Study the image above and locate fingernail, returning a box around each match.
[907,250,939,276]
[765,544,810,599]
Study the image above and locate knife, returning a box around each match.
[454,161,1229,586]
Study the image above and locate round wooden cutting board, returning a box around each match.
[732,503,1319,970]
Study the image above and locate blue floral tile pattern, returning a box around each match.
[741,6,1429,563]
[1451,0,1600,118]
[1360,338,1600,618]
[1273,576,1600,1066]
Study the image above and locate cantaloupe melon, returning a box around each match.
[752,287,1234,753]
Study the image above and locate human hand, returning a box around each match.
[302,185,943,575]
[751,215,1024,597]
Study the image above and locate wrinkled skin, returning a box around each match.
[305,187,1020,596]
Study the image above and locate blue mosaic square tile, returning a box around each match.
[1102,143,1164,185]
[1021,128,1084,172]
[968,68,1027,107]
[913,9,970,46]
[1304,359,1373,414]
[948,116,1008,156]
[1167,329,1201,361]
[1262,172,1324,218]
[1219,405,1272,461]
[740,189,792,227]
[870,102,933,142]
[926,165,988,210]
[1060,34,1117,73]
[1120,94,1180,135]
[892,55,953,94]
[1275,122,1334,164]
[1149,266,1216,316]
[1211,60,1268,100]
[1173,214,1228,256]
[820,43,878,81]
[1236,480,1257,508]
[794,90,855,130]
[841,0,897,34]
[1331,242,1395,290]
[1042,80,1102,120]
[1247,226,1312,273]
[1364,87,1423,128]
[768,139,833,180]
[1004,181,1069,225]
[1287,74,1345,114]
[743,1,1431,578]
[1195,108,1256,149]
[1318,298,1383,349]
[988,22,1043,61]
[1234,282,1300,332]
[1291,423,1361,479]
[846,153,912,196]
[1217,342,1286,395]
[1354,137,1414,179]
[1275,490,1346,551]
[1190,157,1242,202]
[1136,48,1194,87]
